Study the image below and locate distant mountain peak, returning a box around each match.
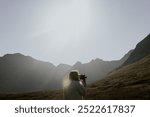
[74,61,82,65]
[57,63,70,67]
[56,63,71,70]
[3,53,25,57]
[90,58,103,63]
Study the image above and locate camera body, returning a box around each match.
[79,74,87,80]
[79,74,87,87]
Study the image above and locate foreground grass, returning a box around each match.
[85,56,150,99]
[0,90,62,100]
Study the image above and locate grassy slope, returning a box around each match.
[0,90,62,100]
[0,56,150,100]
[85,56,150,100]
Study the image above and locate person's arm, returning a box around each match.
[77,81,86,97]
[81,79,86,87]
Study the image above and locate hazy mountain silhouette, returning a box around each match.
[70,50,133,84]
[86,55,150,99]
[0,51,132,92]
[0,34,150,99]
[2,55,149,100]
[0,53,71,92]
[86,34,150,99]
[122,34,150,66]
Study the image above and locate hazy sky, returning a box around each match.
[0,0,150,65]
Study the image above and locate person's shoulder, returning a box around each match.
[71,80,81,85]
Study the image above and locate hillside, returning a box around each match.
[86,56,150,99]
[0,56,149,100]
[123,34,150,66]
[0,33,149,99]
[70,50,133,84]
[0,90,62,100]
[0,50,131,92]
[0,53,71,92]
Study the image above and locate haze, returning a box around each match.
[0,0,150,65]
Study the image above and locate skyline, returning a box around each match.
[0,0,150,65]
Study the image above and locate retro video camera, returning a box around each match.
[79,74,87,80]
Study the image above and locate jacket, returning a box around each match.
[63,80,86,100]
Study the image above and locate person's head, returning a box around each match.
[69,70,80,81]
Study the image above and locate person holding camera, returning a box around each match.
[63,70,87,100]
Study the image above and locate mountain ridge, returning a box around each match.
[86,55,150,99]
[122,34,150,66]
[0,50,131,92]
[70,50,133,84]
[85,34,150,99]
[0,33,150,99]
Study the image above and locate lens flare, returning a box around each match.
[63,74,71,88]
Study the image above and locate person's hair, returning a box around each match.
[69,70,79,81]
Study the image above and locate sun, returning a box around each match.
[44,0,91,46]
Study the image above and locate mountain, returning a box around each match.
[70,50,133,84]
[85,55,150,99]
[85,34,150,99]
[0,34,149,99]
[2,55,149,100]
[122,34,150,66]
[0,53,71,92]
[48,63,72,89]
[0,51,131,92]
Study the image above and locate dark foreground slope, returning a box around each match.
[86,56,150,99]
[0,90,62,100]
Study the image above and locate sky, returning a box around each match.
[0,0,150,65]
